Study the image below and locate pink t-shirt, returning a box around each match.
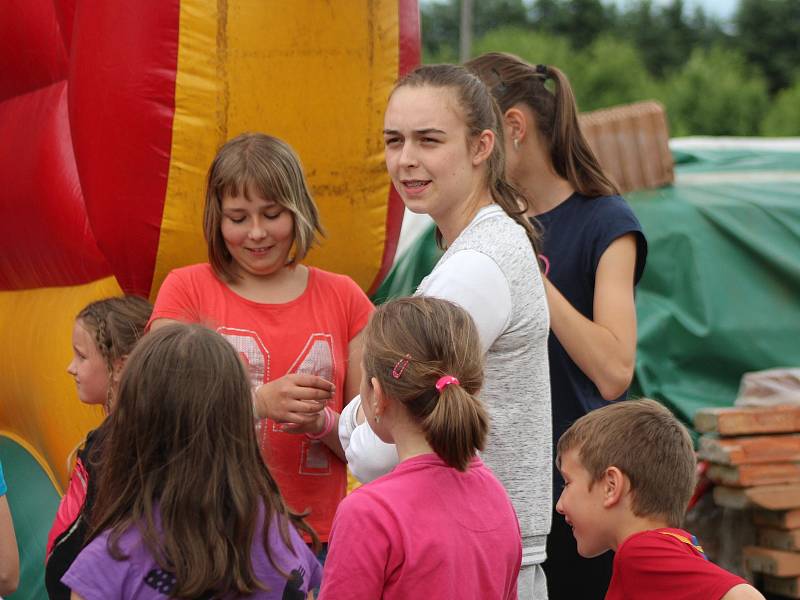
[150,263,373,540]
[320,454,521,600]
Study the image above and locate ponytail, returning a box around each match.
[466,52,619,198]
[423,383,489,471]
[548,66,618,197]
[362,297,487,471]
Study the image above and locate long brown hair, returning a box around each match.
[87,324,317,597]
[362,296,488,471]
[392,64,541,253]
[466,52,619,198]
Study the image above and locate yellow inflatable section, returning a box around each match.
[0,0,418,498]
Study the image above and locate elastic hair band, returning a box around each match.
[435,375,460,392]
[536,64,548,77]
[306,406,335,440]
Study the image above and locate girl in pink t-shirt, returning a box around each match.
[150,133,373,542]
[320,297,522,600]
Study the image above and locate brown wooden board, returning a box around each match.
[695,405,800,436]
[759,527,800,551]
[755,509,800,531]
[764,574,800,598]
[699,434,800,465]
[744,546,800,576]
[714,484,800,510]
[707,462,800,487]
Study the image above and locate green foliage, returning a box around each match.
[472,27,577,75]
[419,0,800,136]
[569,36,659,111]
[662,46,769,136]
[762,79,800,136]
[735,0,800,93]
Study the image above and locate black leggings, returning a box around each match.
[544,509,614,600]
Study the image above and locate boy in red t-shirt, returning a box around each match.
[555,399,765,600]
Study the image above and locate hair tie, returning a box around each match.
[435,375,460,392]
[536,64,548,77]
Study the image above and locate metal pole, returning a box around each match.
[459,0,473,63]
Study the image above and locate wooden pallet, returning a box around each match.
[764,574,800,598]
[755,509,800,531]
[699,434,800,465]
[744,546,800,576]
[714,483,800,510]
[695,405,800,436]
[759,527,800,552]
[707,462,800,487]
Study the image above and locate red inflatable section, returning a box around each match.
[69,2,180,296]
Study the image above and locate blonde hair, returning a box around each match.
[557,399,696,527]
[203,133,325,282]
[362,296,488,471]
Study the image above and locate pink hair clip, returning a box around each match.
[435,375,460,392]
[392,354,411,379]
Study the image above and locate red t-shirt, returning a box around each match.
[606,528,749,600]
[150,263,374,540]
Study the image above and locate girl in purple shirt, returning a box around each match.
[63,323,321,599]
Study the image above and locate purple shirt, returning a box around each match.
[63,508,321,599]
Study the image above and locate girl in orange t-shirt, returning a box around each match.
[150,133,373,543]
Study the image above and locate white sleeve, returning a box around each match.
[338,395,400,483]
[419,249,512,353]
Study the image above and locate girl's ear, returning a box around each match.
[472,129,496,166]
[504,107,528,145]
[371,377,386,417]
[602,466,626,508]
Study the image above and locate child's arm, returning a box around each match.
[721,584,766,600]
[545,233,638,400]
[0,495,19,596]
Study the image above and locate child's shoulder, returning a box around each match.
[308,267,371,301]
[168,262,216,280]
[619,527,700,557]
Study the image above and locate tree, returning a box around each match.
[761,79,800,136]
[735,0,800,94]
[663,46,769,136]
[570,36,658,111]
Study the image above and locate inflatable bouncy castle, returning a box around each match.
[0,2,419,596]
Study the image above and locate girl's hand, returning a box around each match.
[253,374,334,425]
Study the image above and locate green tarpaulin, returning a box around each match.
[373,139,800,426]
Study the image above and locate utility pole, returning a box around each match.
[459,0,473,64]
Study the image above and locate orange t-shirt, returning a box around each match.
[150,263,374,540]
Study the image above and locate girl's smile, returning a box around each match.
[221,189,295,281]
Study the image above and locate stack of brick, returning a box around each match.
[695,404,800,598]
[578,100,674,194]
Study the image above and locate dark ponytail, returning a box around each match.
[392,64,541,254]
[466,52,619,198]
[362,296,489,471]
